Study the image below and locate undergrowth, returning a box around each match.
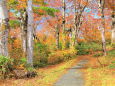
[76,42,102,55]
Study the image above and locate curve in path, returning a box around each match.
[54,60,88,86]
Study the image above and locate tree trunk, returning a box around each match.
[70,0,77,49]
[70,27,76,49]
[27,0,34,66]
[20,9,28,57]
[70,0,78,49]
[101,28,107,56]
[111,11,115,44]
[99,0,107,56]
[72,0,87,47]
[0,0,9,56]
[55,25,60,49]
[62,0,66,50]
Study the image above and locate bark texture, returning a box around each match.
[20,9,28,57]
[55,25,60,49]
[27,0,34,66]
[70,0,87,48]
[98,0,107,56]
[62,0,66,49]
[0,0,9,56]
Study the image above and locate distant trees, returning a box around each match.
[98,0,107,56]
[0,0,114,62]
[70,0,88,49]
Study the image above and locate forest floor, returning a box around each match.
[0,56,79,86]
[0,54,114,86]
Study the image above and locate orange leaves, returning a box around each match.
[18,0,27,2]
[17,0,27,10]
[17,3,27,9]
[81,0,88,6]
[77,0,88,6]
[105,0,115,10]
[38,9,46,14]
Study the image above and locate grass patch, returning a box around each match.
[93,53,103,57]
[107,49,115,57]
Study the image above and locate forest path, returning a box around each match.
[54,56,89,86]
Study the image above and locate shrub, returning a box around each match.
[9,48,23,59]
[48,49,77,64]
[107,49,115,57]
[0,56,14,79]
[111,43,115,48]
[109,61,115,69]
[33,43,51,67]
[13,57,27,70]
[93,53,103,57]
[59,42,62,50]
[76,42,102,55]
[75,42,90,55]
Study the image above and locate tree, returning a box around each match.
[104,0,115,44]
[20,9,28,57]
[62,0,66,49]
[46,15,61,49]
[70,0,88,48]
[98,0,107,56]
[111,10,115,44]
[26,0,34,66]
[107,0,115,44]
[0,0,9,56]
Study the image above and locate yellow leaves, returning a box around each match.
[48,49,76,64]
[14,39,21,48]
[17,0,27,9]
[19,0,27,2]
[105,0,115,10]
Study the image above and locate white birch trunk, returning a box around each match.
[98,0,107,56]
[27,0,34,66]
[20,9,27,57]
[0,0,9,56]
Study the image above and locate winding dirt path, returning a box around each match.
[54,58,89,86]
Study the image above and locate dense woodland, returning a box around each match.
[0,0,115,86]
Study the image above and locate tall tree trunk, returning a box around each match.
[55,25,60,49]
[71,0,87,47]
[70,0,77,49]
[20,9,28,57]
[0,0,9,56]
[111,11,115,44]
[99,0,107,56]
[70,27,76,49]
[62,0,66,50]
[27,0,34,66]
